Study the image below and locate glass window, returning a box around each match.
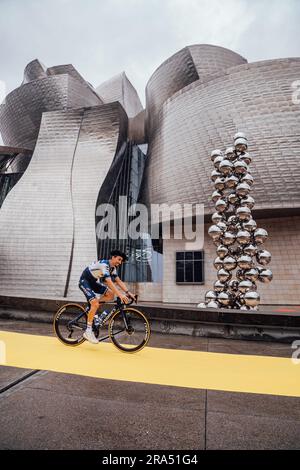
[176,251,204,284]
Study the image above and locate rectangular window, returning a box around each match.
[176,251,204,284]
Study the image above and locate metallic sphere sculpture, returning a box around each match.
[203,133,273,310]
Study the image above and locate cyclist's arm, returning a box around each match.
[115,277,135,299]
[105,277,128,303]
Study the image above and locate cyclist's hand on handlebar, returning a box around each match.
[119,293,129,304]
[126,291,136,301]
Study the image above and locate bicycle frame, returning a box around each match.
[68,303,129,343]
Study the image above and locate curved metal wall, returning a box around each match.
[0,66,103,151]
[145,45,247,137]
[66,103,128,299]
[96,72,143,118]
[0,102,128,298]
[188,44,247,82]
[22,59,47,84]
[143,58,300,214]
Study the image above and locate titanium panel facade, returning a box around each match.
[96,72,143,118]
[66,103,128,299]
[143,57,300,214]
[145,45,247,137]
[22,59,47,84]
[0,61,103,150]
[0,102,128,298]
[0,109,81,297]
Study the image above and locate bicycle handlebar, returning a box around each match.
[116,294,138,306]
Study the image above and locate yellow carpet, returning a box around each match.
[0,330,299,397]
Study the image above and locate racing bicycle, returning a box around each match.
[53,296,150,353]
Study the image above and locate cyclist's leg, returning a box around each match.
[78,278,102,326]
[99,288,114,303]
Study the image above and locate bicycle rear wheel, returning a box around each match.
[53,303,87,346]
[108,307,150,353]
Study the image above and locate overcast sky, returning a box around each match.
[0,0,299,109]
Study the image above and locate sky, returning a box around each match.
[0,0,299,111]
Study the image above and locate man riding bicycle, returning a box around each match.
[79,249,135,344]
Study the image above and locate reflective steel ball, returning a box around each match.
[218,292,231,306]
[234,132,247,141]
[207,300,220,309]
[208,225,223,241]
[214,280,227,292]
[225,175,239,189]
[216,245,229,259]
[211,149,223,162]
[240,195,255,209]
[243,243,258,257]
[236,230,251,245]
[212,190,223,203]
[217,268,232,282]
[258,268,273,283]
[235,137,248,152]
[219,159,233,176]
[222,231,236,246]
[256,250,271,266]
[214,155,224,170]
[244,291,260,307]
[241,173,254,186]
[254,228,268,244]
[215,198,227,212]
[244,268,259,282]
[223,256,237,271]
[236,182,251,197]
[237,254,253,270]
[205,290,217,302]
[214,177,226,191]
[239,152,252,165]
[236,206,252,221]
[216,221,227,232]
[214,256,224,270]
[225,147,236,161]
[234,160,248,175]
[228,192,239,205]
[211,169,221,182]
[212,212,224,224]
[238,279,253,293]
[243,218,257,232]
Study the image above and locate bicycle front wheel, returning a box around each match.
[108,307,150,353]
[53,303,87,346]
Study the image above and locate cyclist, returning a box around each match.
[79,249,135,343]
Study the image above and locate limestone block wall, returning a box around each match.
[160,216,300,305]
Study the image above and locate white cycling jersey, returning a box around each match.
[87,259,118,282]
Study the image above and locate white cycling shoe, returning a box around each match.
[83,329,99,344]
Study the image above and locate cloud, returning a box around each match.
[0,0,299,116]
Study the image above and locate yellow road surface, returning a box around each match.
[0,330,299,397]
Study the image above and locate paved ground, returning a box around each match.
[0,319,300,450]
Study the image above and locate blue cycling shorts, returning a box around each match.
[79,269,108,303]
